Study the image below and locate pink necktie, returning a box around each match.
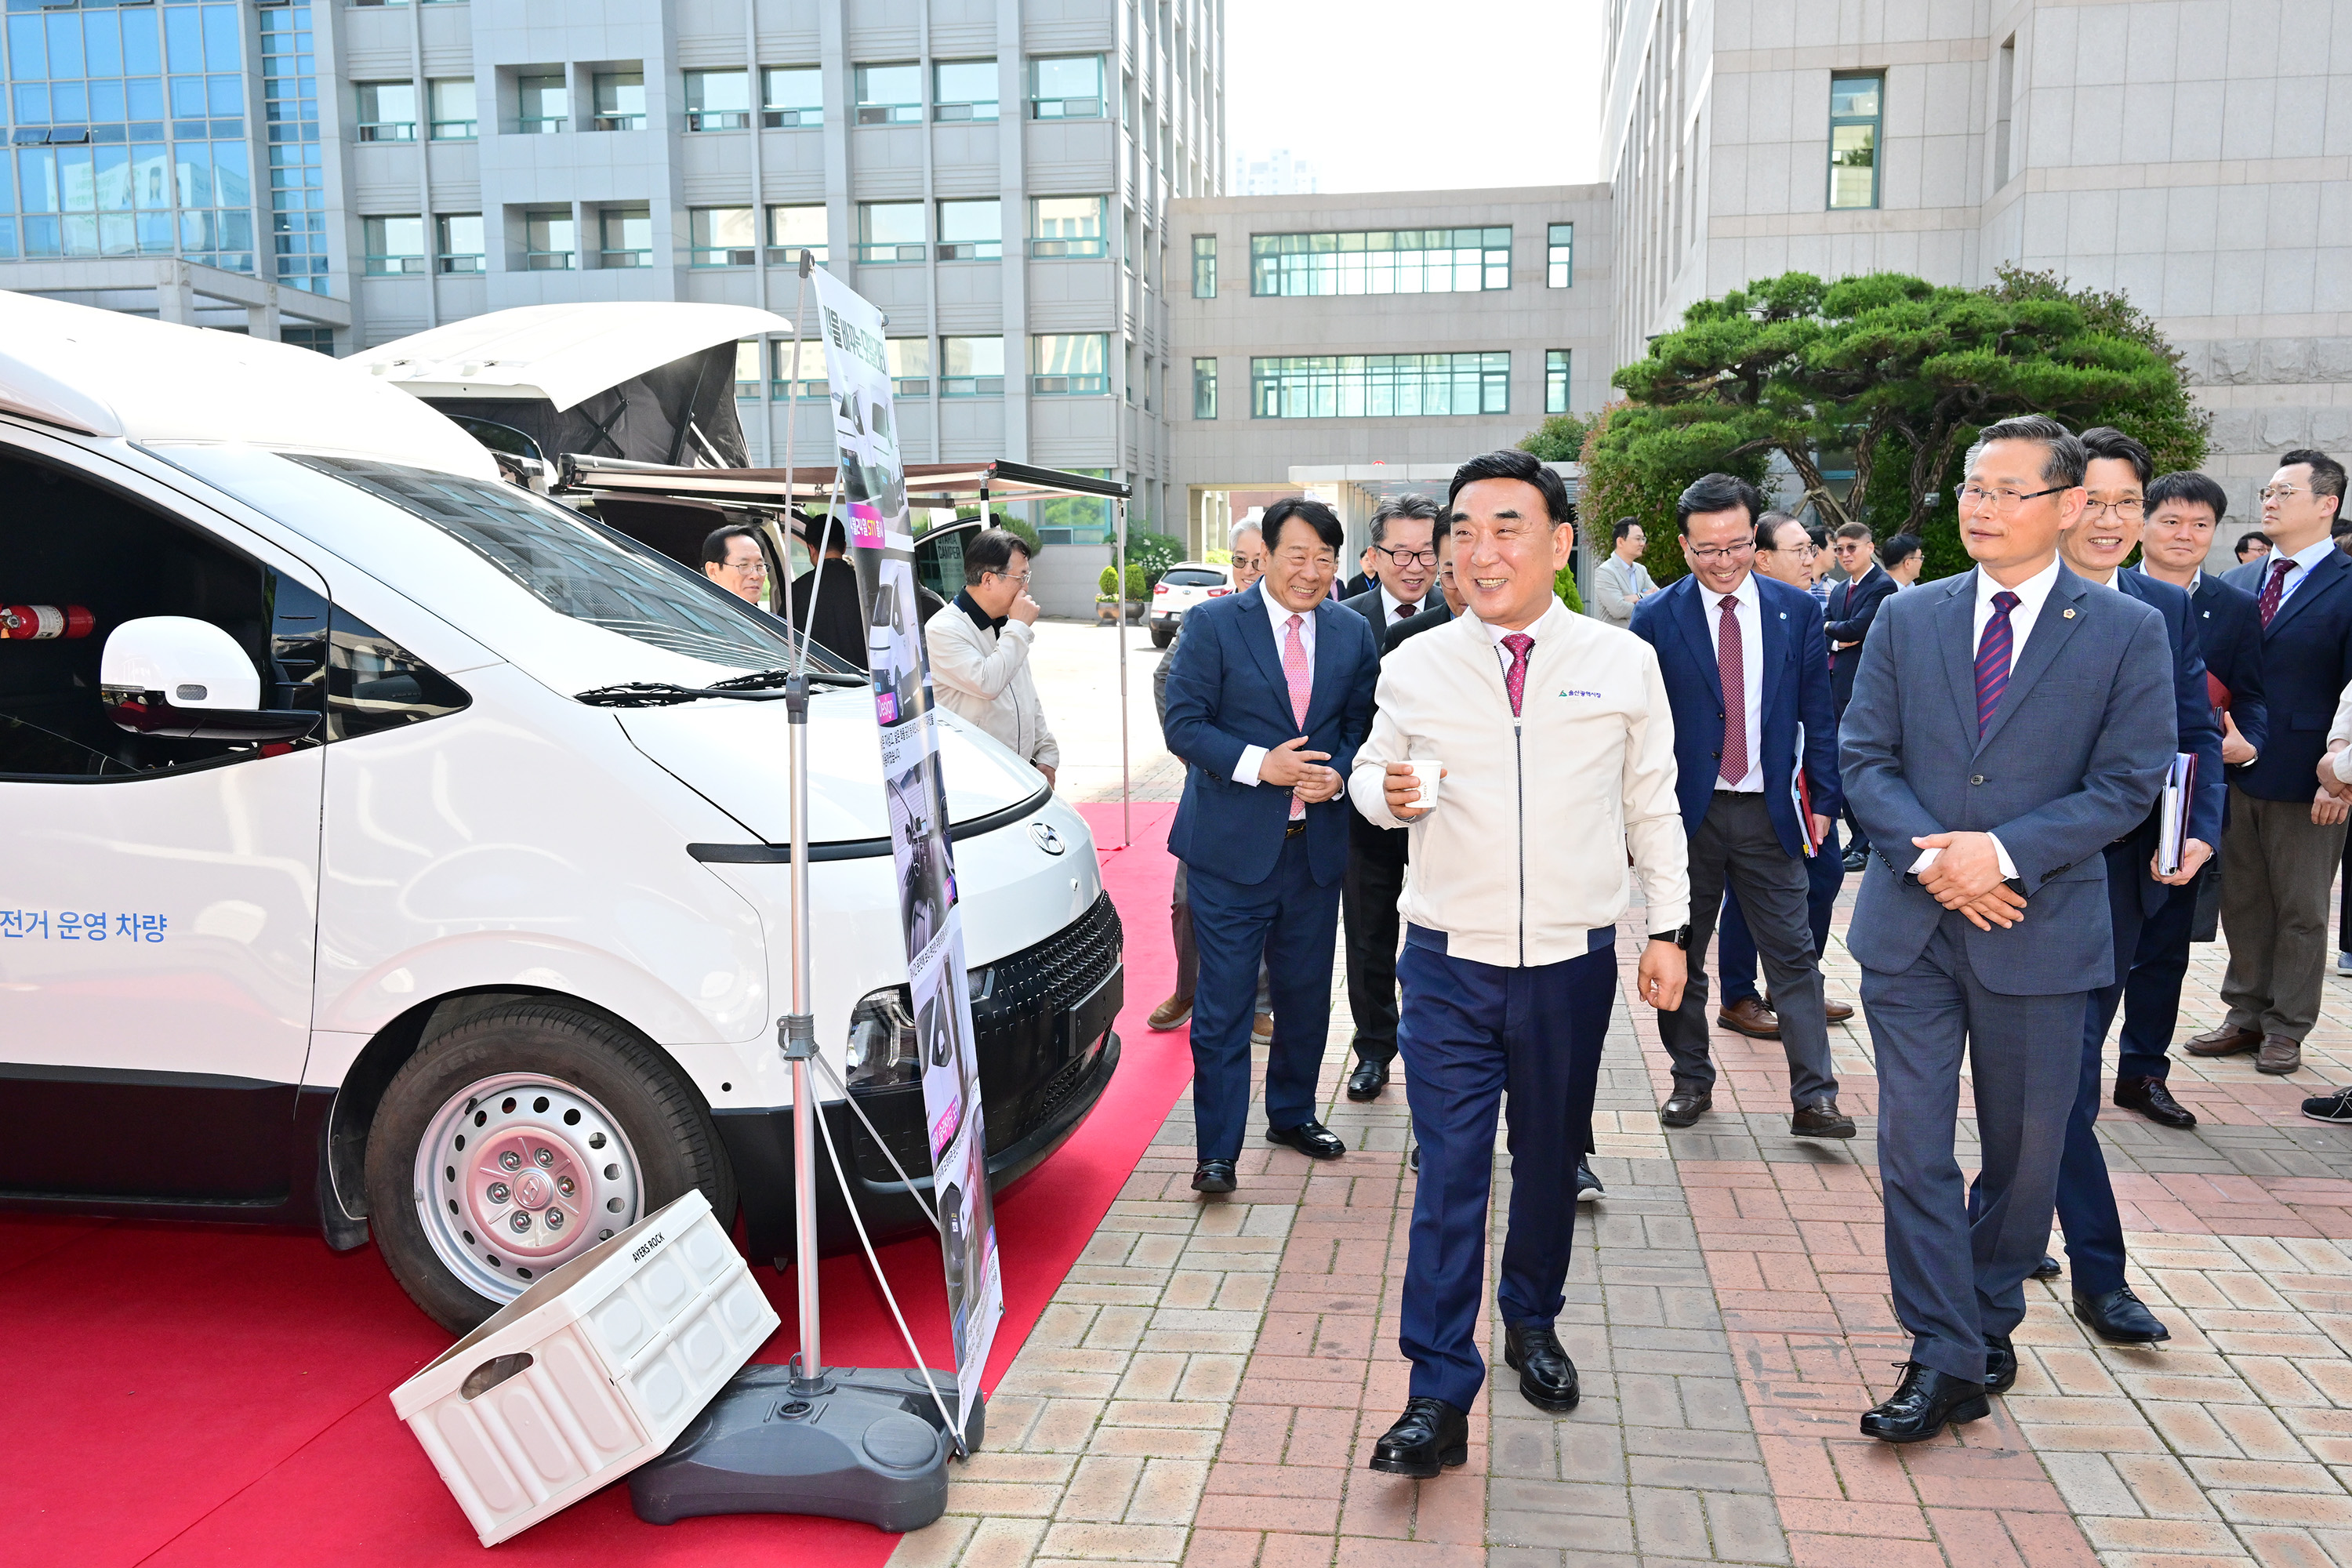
[1283,614,1311,818]
[1500,633,1534,716]
[1718,594,1748,784]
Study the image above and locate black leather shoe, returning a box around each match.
[1984,1334,2018,1396]
[1859,1363,1991,1443]
[2031,1255,2062,1280]
[1504,1323,1581,1412]
[1369,1396,1469,1478]
[2114,1075,2197,1129]
[1842,849,1869,873]
[2074,1286,2169,1344]
[1660,1087,1711,1127]
[1190,1160,1236,1195]
[1266,1119,1347,1160]
[1790,1098,1857,1138]
[1348,1058,1389,1102]
[1576,1158,1604,1202]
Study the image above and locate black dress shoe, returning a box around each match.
[1190,1160,1236,1195]
[2074,1286,2169,1344]
[1984,1334,2018,1396]
[1842,849,1869,873]
[1266,1119,1347,1160]
[1503,1323,1581,1412]
[2031,1255,2062,1280]
[1575,1158,1604,1202]
[1369,1396,1469,1478]
[2114,1075,2197,1129]
[1790,1098,1857,1138]
[1348,1058,1389,1102]
[1859,1363,1991,1443]
[1659,1087,1711,1127]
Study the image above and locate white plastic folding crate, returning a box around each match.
[391,1188,781,1545]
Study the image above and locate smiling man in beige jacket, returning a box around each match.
[1348,447,1690,1480]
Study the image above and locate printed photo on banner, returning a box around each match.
[909,933,975,1160]
[936,1118,1001,1417]
[867,556,927,728]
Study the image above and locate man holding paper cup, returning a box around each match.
[1349,448,1689,1478]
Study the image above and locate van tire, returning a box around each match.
[1150,624,1174,649]
[363,1001,737,1334]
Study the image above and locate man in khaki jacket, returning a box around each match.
[1349,448,1689,1479]
[924,528,1058,785]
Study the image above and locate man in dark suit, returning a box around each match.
[1841,414,2174,1443]
[782,514,870,669]
[2020,427,2223,1348]
[2189,450,2352,1079]
[1335,494,1448,1101]
[2118,470,2268,1124]
[1825,522,1897,871]
[1162,497,1381,1194]
[1632,475,1853,1138]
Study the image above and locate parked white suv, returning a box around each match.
[1146,561,1235,648]
[0,294,1121,1332]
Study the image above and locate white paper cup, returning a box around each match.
[1405,759,1443,809]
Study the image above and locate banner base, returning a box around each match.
[628,1363,983,1532]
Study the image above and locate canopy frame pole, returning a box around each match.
[1115,494,1130,848]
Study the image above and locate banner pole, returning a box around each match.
[1115,494,1130,848]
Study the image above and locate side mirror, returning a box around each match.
[100,615,320,742]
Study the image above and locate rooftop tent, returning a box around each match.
[346,303,800,470]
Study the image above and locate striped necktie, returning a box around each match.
[1975,590,2021,736]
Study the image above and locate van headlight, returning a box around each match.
[847,987,918,1091]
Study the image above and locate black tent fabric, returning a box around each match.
[424,343,748,470]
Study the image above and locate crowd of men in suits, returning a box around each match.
[1144,427,2352,1475]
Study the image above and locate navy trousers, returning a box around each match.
[2118,873,2199,1083]
[1719,820,1843,1005]
[1396,932,1614,1411]
[1185,833,1339,1163]
[2042,837,2152,1298]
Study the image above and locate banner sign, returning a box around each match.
[807,267,1002,1419]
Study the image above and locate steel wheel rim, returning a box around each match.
[412,1071,644,1304]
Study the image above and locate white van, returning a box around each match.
[0,295,1120,1332]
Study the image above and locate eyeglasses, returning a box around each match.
[989,571,1033,588]
[2082,497,2146,519]
[1958,483,2071,514]
[2260,484,2307,503]
[1685,541,1755,564]
[726,556,769,576]
[1372,543,1438,568]
[1831,541,1869,555]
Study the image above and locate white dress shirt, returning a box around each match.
[1911,557,2065,880]
[1233,593,1317,786]
[1380,584,1429,623]
[2260,535,2336,609]
[1699,572,1765,791]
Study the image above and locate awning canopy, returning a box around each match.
[347,302,795,412]
[558,454,1131,509]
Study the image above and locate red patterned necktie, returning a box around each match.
[1718,594,1748,785]
[1283,613,1310,818]
[1976,590,2021,736]
[1396,601,1416,617]
[2258,557,2294,626]
[1500,633,1534,717]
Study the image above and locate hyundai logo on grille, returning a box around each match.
[1030,821,1065,855]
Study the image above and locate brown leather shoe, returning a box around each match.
[1790,1098,1857,1138]
[1148,992,1194,1031]
[1824,997,1856,1023]
[1718,998,1780,1038]
[2186,1025,2262,1058]
[1252,1012,1274,1043]
[2258,1035,2303,1075]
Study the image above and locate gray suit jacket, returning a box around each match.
[1838,564,2176,995]
[1592,554,1657,629]
[2222,556,2270,593]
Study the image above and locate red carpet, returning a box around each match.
[0,802,1186,1566]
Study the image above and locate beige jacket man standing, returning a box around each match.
[925,528,1059,783]
[1592,518,1658,629]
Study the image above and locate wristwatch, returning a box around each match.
[1648,924,1691,949]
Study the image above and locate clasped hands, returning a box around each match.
[1262,735,1343,804]
[1911,830,2027,931]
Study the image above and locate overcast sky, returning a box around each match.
[1224,0,1607,194]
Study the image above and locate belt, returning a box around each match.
[1284,820,1306,837]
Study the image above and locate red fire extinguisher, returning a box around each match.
[1,604,95,640]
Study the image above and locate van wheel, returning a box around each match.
[363,1001,737,1334]
[1150,625,1174,649]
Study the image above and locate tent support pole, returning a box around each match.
[1115,495,1130,848]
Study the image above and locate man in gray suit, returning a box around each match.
[1592,518,1658,628]
[1840,415,2176,1443]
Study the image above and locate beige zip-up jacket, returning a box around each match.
[1348,600,1689,967]
[924,601,1061,771]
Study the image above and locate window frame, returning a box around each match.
[689,205,757,267]
[1248,352,1512,420]
[1827,71,1883,211]
[1248,227,1513,297]
[853,61,923,126]
[761,65,822,129]
[941,335,1006,397]
[935,197,1002,261]
[515,74,568,135]
[684,68,750,132]
[522,208,575,270]
[597,205,652,268]
[435,212,485,274]
[427,77,477,140]
[1191,234,1217,298]
[1192,357,1218,420]
[1029,195,1108,259]
[361,213,426,276]
[590,71,648,133]
[765,202,829,266]
[931,59,998,122]
[1029,332,1110,396]
[1544,350,1570,416]
[1545,222,1572,288]
[855,199,925,264]
[354,79,417,143]
[1029,54,1105,120]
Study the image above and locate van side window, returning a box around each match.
[0,451,319,781]
[328,609,471,739]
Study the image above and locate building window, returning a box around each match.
[767,203,827,264]
[437,212,485,274]
[888,337,931,396]
[771,339,826,400]
[942,336,1005,397]
[362,214,425,274]
[1192,234,1217,298]
[524,209,575,269]
[857,201,924,263]
[735,339,762,400]
[1032,333,1109,395]
[1994,37,2016,187]
[1544,350,1570,415]
[1192,358,1217,419]
[1250,228,1511,296]
[354,81,417,142]
[762,66,821,128]
[599,205,651,266]
[429,78,477,140]
[937,198,1001,260]
[934,59,996,122]
[685,69,749,131]
[855,62,921,125]
[593,71,646,132]
[1030,54,1104,119]
[1250,352,1510,419]
[1546,222,1572,287]
[1029,196,1108,258]
[691,206,756,267]
[517,74,568,134]
[261,5,322,288]
[1828,72,1882,209]
[281,327,336,355]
